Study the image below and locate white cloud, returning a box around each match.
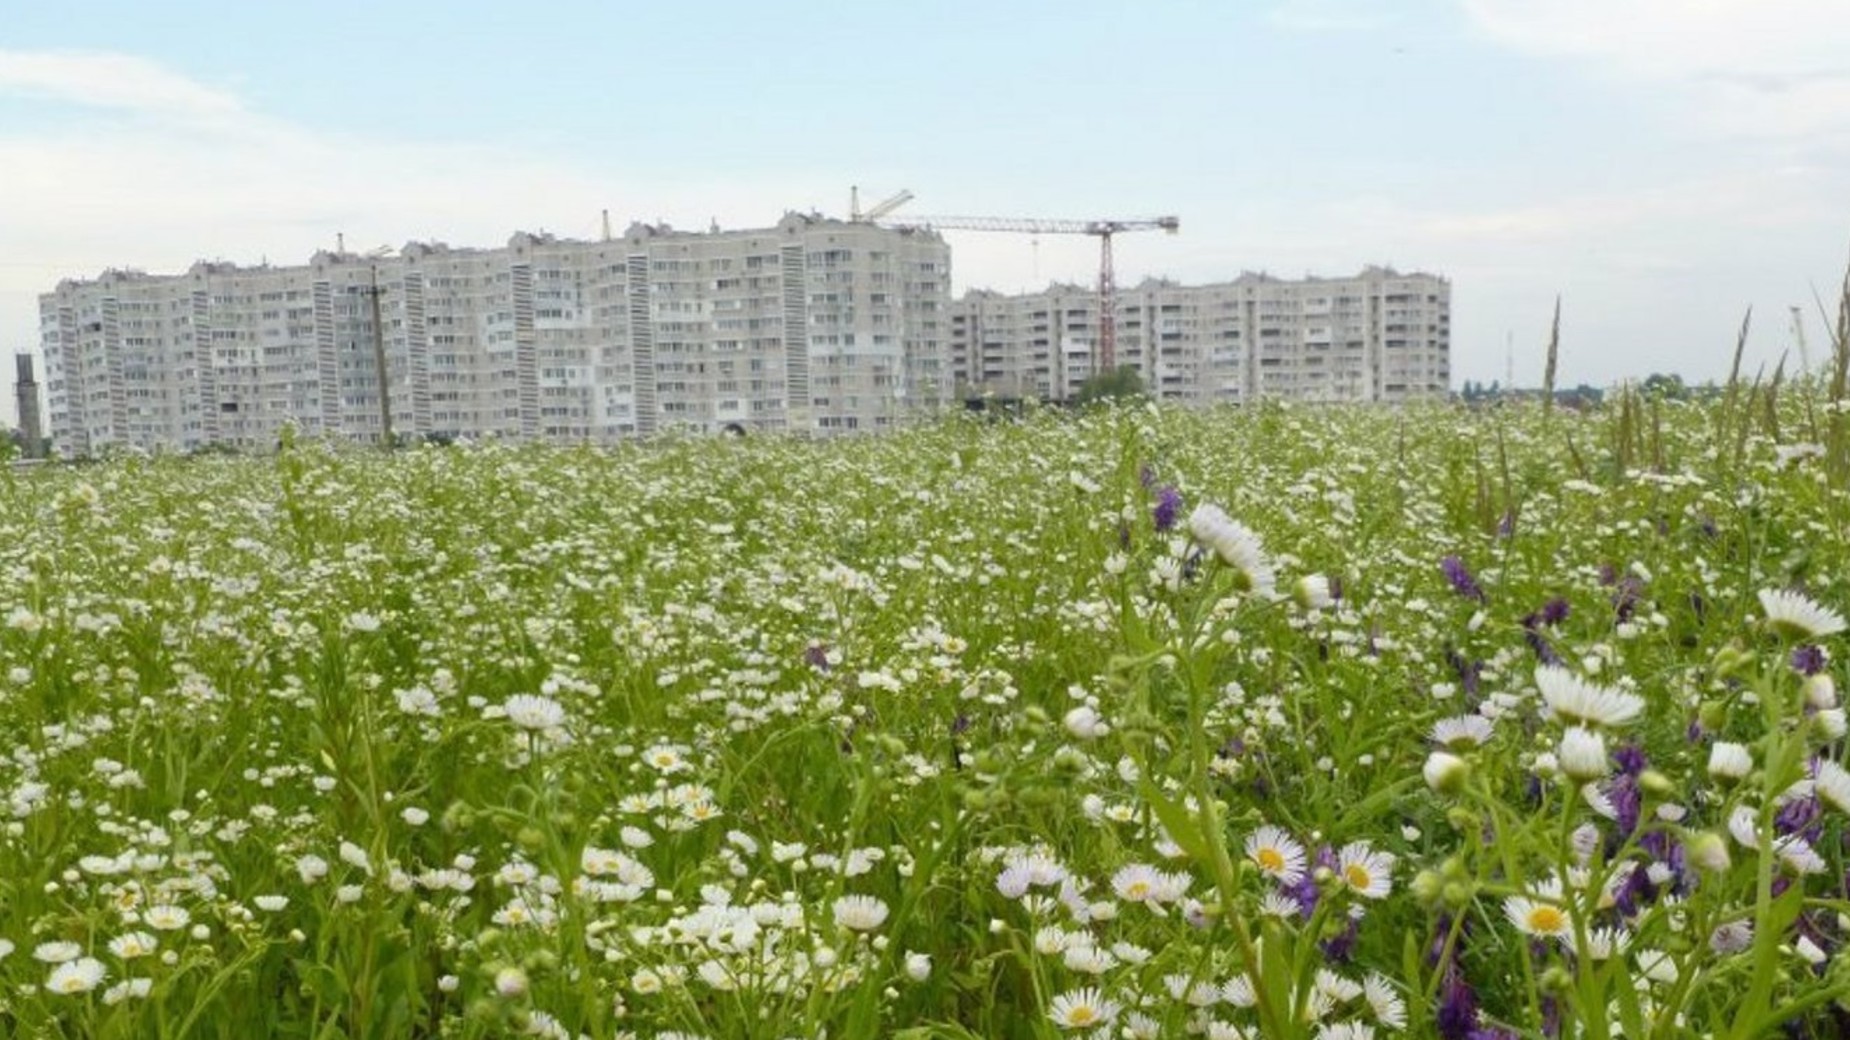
[0,50,829,425]
[0,49,245,122]
[1460,1,1850,139]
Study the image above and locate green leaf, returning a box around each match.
[1139,776,1213,864]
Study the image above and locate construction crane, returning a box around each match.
[879,214,1179,373]
[850,186,915,223]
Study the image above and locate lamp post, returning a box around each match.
[350,259,394,449]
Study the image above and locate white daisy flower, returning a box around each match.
[1258,891,1302,918]
[1223,974,1258,1007]
[1110,864,1164,903]
[830,894,889,931]
[1245,825,1308,886]
[33,941,82,964]
[101,977,152,1005]
[1757,589,1846,640]
[1336,842,1395,899]
[107,932,157,960]
[1048,986,1120,1030]
[1535,666,1644,728]
[1187,505,1275,595]
[1773,834,1827,875]
[46,957,107,994]
[1813,759,1850,815]
[1504,879,1570,940]
[1362,973,1407,1029]
[1431,714,1494,749]
[1565,925,1632,961]
[143,905,189,931]
[502,694,567,731]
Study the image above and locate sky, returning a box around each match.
[3,0,1849,424]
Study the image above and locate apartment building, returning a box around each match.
[39,213,951,455]
[950,267,1450,404]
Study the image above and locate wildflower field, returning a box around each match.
[3,392,1850,1040]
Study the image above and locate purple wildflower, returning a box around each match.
[1613,743,1647,777]
[1609,776,1642,840]
[1525,629,1564,667]
[1614,857,1658,916]
[1612,576,1644,622]
[1441,555,1487,602]
[804,643,832,671]
[1436,969,1479,1040]
[1427,913,1466,968]
[1320,916,1359,962]
[1791,644,1827,676]
[1776,794,1821,838]
[1446,647,1484,697]
[1153,486,1183,532]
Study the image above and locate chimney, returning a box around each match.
[14,354,43,459]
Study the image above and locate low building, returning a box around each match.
[950,267,1450,404]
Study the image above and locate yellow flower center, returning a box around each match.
[1344,864,1373,891]
[1256,848,1286,872]
[1528,906,1566,934]
[1068,1006,1098,1026]
[1125,882,1149,899]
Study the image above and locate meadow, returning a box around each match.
[1,390,1847,1039]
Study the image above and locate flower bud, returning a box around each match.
[1293,575,1334,611]
[1423,751,1470,795]
[1707,742,1752,783]
[1816,708,1848,740]
[1686,831,1731,873]
[1410,869,1443,906]
[1639,769,1675,796]
[1804,674,1838,710]
[1559,726,1609,782]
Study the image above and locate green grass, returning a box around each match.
[0,392,1847,1038]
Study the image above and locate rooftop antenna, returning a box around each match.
[601,209,612,242]
[337,232,345,255]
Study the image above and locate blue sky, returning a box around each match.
[4,0,1849,422]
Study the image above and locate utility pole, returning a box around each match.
[355,268,393,449]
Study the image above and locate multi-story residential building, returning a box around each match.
[950,267,1450,404]
[39,213,951,455]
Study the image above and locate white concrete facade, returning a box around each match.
[39,214,951,455]
[950,267,1450,404]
